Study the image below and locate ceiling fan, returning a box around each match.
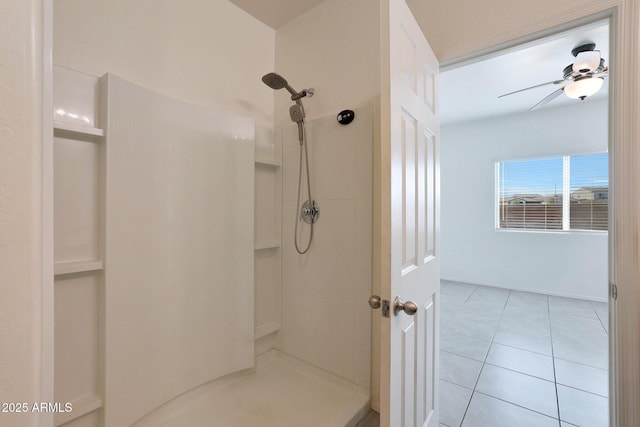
[499,43,609,110]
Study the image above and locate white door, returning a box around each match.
[378,0,440,426]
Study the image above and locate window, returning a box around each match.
[497,153,608,231]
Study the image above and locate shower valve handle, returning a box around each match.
[300,200,320,224]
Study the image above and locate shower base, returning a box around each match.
[133,350,370,427]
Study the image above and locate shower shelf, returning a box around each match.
[54,120,104,138]
[54,259,104,276]
[255,159,281,168]
[254,321,281,340]
[254,241,281,250]
[54,393,102,426]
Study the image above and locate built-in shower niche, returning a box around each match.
[53,66,105,427]
[254,124,283,354]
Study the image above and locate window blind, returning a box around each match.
[569,153,609,230]
[497,153,608,231]
[498,157,563,230]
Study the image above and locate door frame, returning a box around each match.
[434,3,637,426]
[373,0,639,424]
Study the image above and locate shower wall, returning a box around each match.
[274,0,380,127]
[51,66,259,427]
[52,3,280,426]
[53,0,282,356]
[54,0,380,414]
[0,2,50,426]
[102,74,255,427]
[275,0,381,392]
[279,106,373,388]
[54,0,276,128]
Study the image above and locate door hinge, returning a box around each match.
[611,282,617,300]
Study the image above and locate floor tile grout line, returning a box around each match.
[444,357,558,396]
[472,390,561,421]
[440,377,474,392]
[489,340,552,357]
[482,361,555,383]
[440,349,486,364]
[462,285,480,304]
[555,382,609,399]
[591,300,609,333]
[553,355,608,371]
[458,288,511,426]
[549,310,603,321]
[546,294,562,426]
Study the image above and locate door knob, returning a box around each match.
[368,295,382,309]
[394,296,418,316]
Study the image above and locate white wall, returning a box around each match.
[274,0,380,127]
[274,0,378,391]
[54,0,275,128]
[441,99,609,301]
[0,1,49,426]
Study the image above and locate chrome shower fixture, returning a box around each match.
[261,71,319,254]
[261,72,314,102]
[301,200,320,224]
[262,72,314,142]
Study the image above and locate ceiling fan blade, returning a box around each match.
[591,71,609,78]
[529,88,564,111]
[498,80,566,98]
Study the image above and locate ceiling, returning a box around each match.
[229,0,326,29]
[229,0,609,125]
[440,20,610,124]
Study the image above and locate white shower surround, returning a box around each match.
[51,66,373,426]
[101,74,256,426]
[279,105,373,388]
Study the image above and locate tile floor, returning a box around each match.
[439,280,609,427]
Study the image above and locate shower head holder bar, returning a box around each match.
[291,88,314,101]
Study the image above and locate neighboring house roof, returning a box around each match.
[571,186,609,201]
[502,194,547,204]
[573,186,609,193]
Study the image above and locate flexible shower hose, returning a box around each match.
[294,121,314,254]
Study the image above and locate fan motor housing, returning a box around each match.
[571,42,596,57]
[563,64,575,79]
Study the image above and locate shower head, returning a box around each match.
[262,72,289,90]
[261,72,314,101]
[262,72,297,96]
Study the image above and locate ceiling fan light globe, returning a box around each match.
[572,50,602,73]
[564,77,604,100]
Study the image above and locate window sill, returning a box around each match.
[494,228,608,235]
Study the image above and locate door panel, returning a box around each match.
[402,110,418,272]
[402,320,416,426]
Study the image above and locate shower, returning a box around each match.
[262,72,319,254]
